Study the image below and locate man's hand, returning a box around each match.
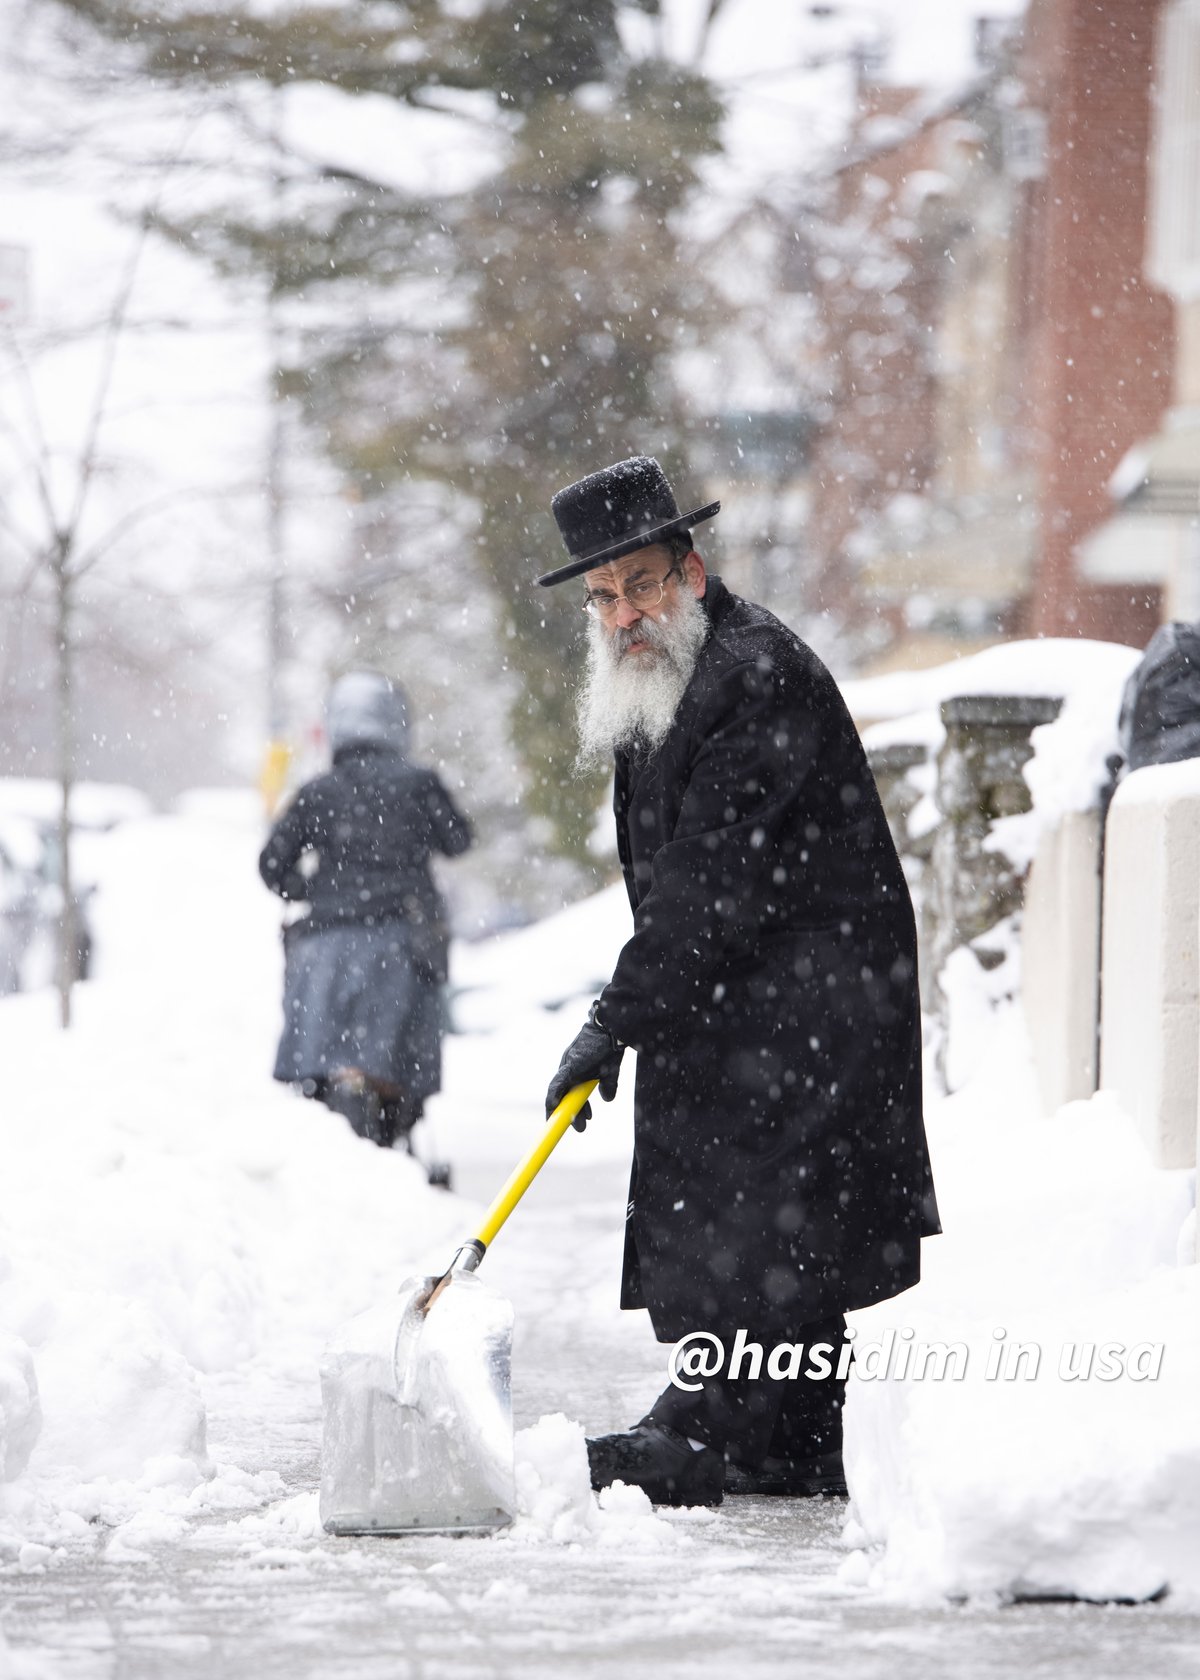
[546,1001,624,1130]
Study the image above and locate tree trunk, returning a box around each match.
[54,538,75,1031]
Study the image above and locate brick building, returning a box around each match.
[804,0,1179,666]
[1018,0,1174,642]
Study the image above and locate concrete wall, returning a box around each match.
[1099,760,1200,1168]
[1021,809,1102,1114]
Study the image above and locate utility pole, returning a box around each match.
[260,89,292,815]
[264,292,287,756]
[52,529,76,1029]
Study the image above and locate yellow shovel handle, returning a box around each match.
[473,1080,597,1252]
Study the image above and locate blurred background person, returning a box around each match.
[259,670,471,1157]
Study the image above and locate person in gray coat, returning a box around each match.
[259,671,471,1149]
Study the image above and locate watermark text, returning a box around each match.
[666,1327,1165,1390]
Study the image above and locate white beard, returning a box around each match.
[574,588,709,773]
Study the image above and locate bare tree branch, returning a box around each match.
[70,480,255,579]
[694,0,734,60]
[0,329,68,544]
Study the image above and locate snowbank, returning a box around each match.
[844,1051,1199,1602]
[848,638,1141,862]
[0,1335,40,1484]
[440,878,638,1167]
[0,802,467,1556]
[846,1267,1200,1604]
[449,881,630,1027]
[842,637,1139,729]
[0,778,152,831]
[507,1413,693,1551]
[0,796,647,1566]
[836,643,1200,1601]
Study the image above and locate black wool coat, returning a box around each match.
[258,745,471,1090]
[259,743,471,952]
[597,578,940,1342]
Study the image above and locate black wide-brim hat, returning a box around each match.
[537,454,720,586]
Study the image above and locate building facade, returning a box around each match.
[803,0,1182,669]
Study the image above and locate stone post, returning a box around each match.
[866,740,935,996]
[930,694,1063,1076]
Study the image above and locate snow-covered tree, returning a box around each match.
[49,0,727,862]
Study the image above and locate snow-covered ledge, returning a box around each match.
[1100,760,1200,1170]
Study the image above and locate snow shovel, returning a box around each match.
[319,1078,597,1536]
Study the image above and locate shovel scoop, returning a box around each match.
[319,1080,596,1536]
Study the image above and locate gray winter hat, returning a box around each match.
[326,670,410,757]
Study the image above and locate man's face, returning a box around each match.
[583,544,707,660]
[573,542,710,768]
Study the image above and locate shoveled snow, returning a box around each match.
[842,1009,1199,1603]
[508,1413,689,1551]
[0,796,464,1557]
[0,793,663,1572]
[1,779,1197,1613]
[836,644,1200,1603]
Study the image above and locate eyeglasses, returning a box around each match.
[581,565,681,619]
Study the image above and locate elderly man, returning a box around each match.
[541,455,940,1507]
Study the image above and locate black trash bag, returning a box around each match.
[1118,622,1200,773]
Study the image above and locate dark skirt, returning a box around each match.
[273,919,443,1098]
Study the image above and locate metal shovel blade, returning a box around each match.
[319,1269,516,1535]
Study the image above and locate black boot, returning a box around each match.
[724,1448,847,1498]
[585,1421,724,1507]
[380,1094,420,1151]
[324,1075,391,1146]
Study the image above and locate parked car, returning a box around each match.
[0,814,94,995]
[0,823,39,994]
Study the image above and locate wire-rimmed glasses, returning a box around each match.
[581,565,681,619]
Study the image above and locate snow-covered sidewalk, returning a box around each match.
[1,794,1199,1676]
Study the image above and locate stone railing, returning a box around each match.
[928,694,1062,993]
[869,686,1200,1196]
[868,693,1063,1083]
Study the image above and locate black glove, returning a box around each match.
[545,1001,624,1131]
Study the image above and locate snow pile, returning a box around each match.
[937,915,1023,1095]
[449,883,630,1028]
[842,636,1139,733]
[843,1060,1200,1602]
[836,639,1200,1601]
[507,1413,687,1551]
[847,637,1141,864]
[0,780,151,830]
[0,794,666,1569]
[846,1270,1200,1604]
[210,1417,694,1559]
[0,1334,40,1483]
[0,798,465,1556]
[230,1491,325,1545]
[440,880,638,1167]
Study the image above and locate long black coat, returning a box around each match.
[597,578,940,1342]
[259,744,471,1091]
